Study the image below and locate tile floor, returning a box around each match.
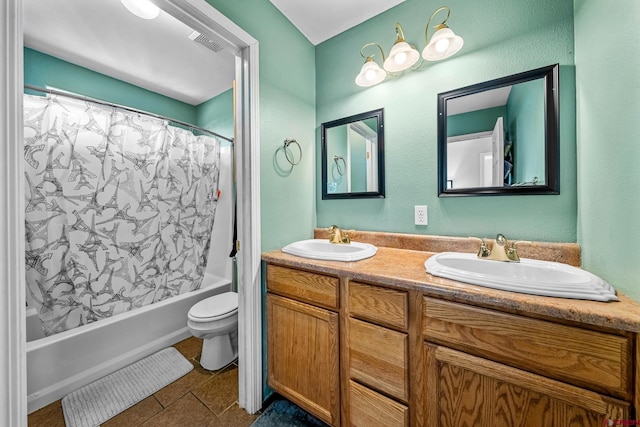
[28,336,260,427]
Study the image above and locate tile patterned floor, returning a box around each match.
[27,337,260,427]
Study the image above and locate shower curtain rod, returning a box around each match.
[24,84,234,144]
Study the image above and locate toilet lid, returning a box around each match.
[190,292,238,319]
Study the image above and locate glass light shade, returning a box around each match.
[383,41,420,72]
[422,27,463,61]
[121,0,160,19]
[355,60,386,87]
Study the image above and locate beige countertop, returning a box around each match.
[262,232,640,333]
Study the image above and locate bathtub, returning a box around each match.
[26,274,231,413]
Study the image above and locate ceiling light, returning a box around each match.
[355,6,463,88]
[120,0,160,20]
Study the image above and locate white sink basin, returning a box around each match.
[282,239,377,262]
[425,252,618,302]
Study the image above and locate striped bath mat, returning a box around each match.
[61,347,193,427]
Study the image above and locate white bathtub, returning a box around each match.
[26,274,231,413]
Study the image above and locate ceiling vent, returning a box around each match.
[188,31,224,53]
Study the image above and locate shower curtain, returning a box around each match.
[23,94,221,336]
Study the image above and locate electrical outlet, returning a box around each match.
[415,205,428,225]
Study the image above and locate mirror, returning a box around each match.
[321,108,385,199]
[438,64,559,196]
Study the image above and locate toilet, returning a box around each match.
[187,144,238,371]
[187,291,238,370]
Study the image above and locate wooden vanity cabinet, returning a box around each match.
[266,265,340,426]
[265,258,639,427]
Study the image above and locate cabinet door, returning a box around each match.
[424,344,630,427]
[267,293,340,426]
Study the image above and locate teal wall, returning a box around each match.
[574,0,640,299]
[506,79,545,184]
[196,88,234,140]
[206,0,316,253]
[316,0,576,243]
[24,48,197,123]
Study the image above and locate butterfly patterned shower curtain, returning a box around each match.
[23,94,222,336]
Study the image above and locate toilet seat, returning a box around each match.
[188,292,238,322]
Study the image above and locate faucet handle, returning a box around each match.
[506,240,531,262]
[469,237,490,258]
[342,229,355,243]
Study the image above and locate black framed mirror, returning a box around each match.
[321,108,385,199]
[437,64,559,196]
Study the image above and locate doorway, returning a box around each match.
[0,1,261,424]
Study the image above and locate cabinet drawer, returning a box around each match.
[349,380,408,427]
[266,264,339,309]
[349,318,408,402]
[423,297,631,399]
[349,281,408,330]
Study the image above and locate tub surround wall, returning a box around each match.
[196,88,234,140]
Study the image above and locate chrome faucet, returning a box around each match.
[328,225,353,244]
[470,234,527,262]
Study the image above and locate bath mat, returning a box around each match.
[61,347,193,427]
[251,398,327,427]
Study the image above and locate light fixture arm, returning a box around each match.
[394,22,407,43]
[425,6,451,45]
[360,42,386,62]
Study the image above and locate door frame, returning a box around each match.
[0,1,262,424]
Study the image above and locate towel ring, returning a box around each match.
[333,155,346,176]
[283,139,302,166]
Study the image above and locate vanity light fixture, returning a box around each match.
[355,43,388,87]
[422,6,464,61]
[383,24,420,72]
[120,0,160,20]
[355,6,464,87]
